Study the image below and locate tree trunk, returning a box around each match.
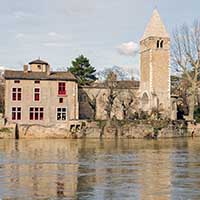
[188,88,195,120]
[93,108,96,120]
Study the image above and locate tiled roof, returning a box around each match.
[81,80,140,89]
[141,9,169,40]
[29,59,49,65]
[4,70,77,81]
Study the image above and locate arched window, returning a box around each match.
[156,40,164,49]
[142,93,149,106]
[160,40,164,48]
[157,40,160,48]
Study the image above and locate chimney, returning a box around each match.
[24,65,28,73]
[46,65,51,76]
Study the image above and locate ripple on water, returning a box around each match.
[0,138,200,199]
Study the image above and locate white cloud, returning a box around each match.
[13,11,32,19]
[117,41,139,57]
[43,42,67,47]
[44,32,66,47]
[48,32,64,39]
[61,0,95,16]
[48,32,57,37]
[16,33,25,39]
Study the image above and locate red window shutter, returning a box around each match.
[58,82,66,95]
[35,94,39,101]
[34,88,40,101]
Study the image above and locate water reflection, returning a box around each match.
[0,139,200,199]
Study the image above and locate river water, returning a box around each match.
[0,138,200,200]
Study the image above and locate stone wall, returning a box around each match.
[79,86,139,120]
[0,120,200,139]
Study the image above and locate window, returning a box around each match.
[34,88,40,101]
[58,82,66,95]
[142,93,149,106]
[12,88,22,101]
[34,80,40,84]
[160,40,164,48]
[57,108,67,121]
[12,107,21,120]
[30,107,44,120]
[157,40,160,48]
[157,40,164,48]
[59,98,63,103]
[14,80,20,83]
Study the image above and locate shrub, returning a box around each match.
[0,127,11,133]
[194,106,200,123]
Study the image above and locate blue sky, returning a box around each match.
[0,0,200,77]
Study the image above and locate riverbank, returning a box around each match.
[0,117,200,139]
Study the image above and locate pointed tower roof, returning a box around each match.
[141,9,169,41]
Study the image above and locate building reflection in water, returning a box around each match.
[1,138,200,199]
[0,140,79,199]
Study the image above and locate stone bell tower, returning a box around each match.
[140,9,170,113]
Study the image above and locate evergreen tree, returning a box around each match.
[68,55,96,85]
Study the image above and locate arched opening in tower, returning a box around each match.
[142,93,149,109]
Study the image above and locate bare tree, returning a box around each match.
[87,90,101,120]
[172,20,200,120]
[96,66,131,81]
[103,72,118,119]
[117,89,139,120]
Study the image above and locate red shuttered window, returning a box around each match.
[29,107,44,120]
[12,107,21,120]
[34,88,40,101]
[12,88,21,101]
[58,82,66,95]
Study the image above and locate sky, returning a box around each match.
[0,0,200,78]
